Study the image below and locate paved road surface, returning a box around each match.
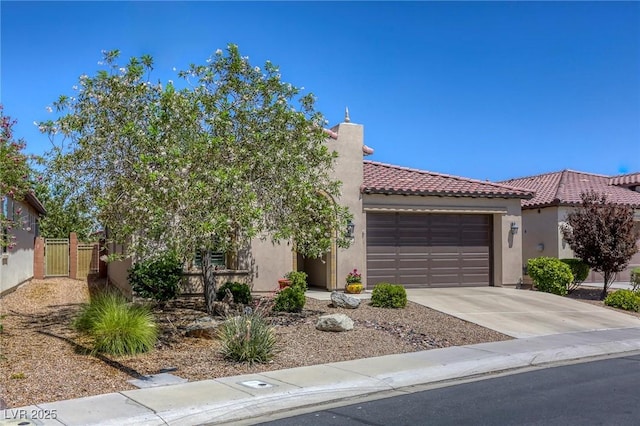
[258,354,640,425]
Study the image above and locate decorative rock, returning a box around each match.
[330,291,361,309]
[316,313,354,332]
[185,317,224,339]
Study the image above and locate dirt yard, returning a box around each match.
[1,278,512,408]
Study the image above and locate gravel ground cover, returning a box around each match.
[567,286,640,319]
[0,278,510,408]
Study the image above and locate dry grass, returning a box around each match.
[0,278,509,408]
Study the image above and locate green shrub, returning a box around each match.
[73,291,121,332]
[371,283,407,308]
[285,271,308,291]
[218,313,277,364]
[630,267,640,292]
[604,289,640,312]
[74,292,158,355]
[273,287,306,313]
[560,258,590,292]
[527,257,573,296]
[128,252,183,303]
[216,282,252,305]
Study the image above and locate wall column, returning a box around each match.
[69,232,78,280]
[33,236,45,280]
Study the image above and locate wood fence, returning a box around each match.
[34,232,106,280]
[45,238,70,277]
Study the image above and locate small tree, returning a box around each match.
[0,106,36,250]
[41,46,352,314]
[561,191,640,300]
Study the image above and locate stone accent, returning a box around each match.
[316,313,354,332]
[330,291,361,309]
[185,316,224,339]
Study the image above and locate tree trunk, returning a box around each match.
[201,249,217,315]
[601,271,611,301]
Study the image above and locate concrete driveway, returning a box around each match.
[406,287,640,338]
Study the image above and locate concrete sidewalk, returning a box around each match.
[3,327,640,426]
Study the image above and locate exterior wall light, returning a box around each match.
[346,220,355,239]
[536,243,545,252]
[510,222,519,235]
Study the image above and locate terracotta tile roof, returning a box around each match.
[362,161,534,199]
[500,170,640,209]
[610,172,640,187]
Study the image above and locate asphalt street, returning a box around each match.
[258,354,640,426]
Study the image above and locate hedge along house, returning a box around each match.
[500,170,640,284]
[107,114,534,294]
[0,193,46,295]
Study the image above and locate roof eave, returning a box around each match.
[523,200,640,210]
[24,192,47,216]
[363,188,534,199]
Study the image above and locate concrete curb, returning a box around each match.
[3,327,640,426]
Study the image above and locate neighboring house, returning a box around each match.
[501,170,640,284]
[108,117,534,294]
[0,193,46,295]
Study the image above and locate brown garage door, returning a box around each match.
[366,213,492,288]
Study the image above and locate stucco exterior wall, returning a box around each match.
[330,122,366,290]
[105,242,133,298]
[522,206,640,283]
[557,206,575,259]
[249,121,366,292]
[0,200,38,294]
[521,207,561,266]
[247,237,293,292]
[362,194,524,287]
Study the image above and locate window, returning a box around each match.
[194,250,227,269]
[2,197,12,221]
[1,198,10,254]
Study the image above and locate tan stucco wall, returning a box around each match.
[105,242,133,298]
[557,206,576,259]
[331,123,366,290]
[362,194,524,287]
[247,237,293,292]
[521,207,561,266]
[249,121,366,292]
[522,206,640,283]
[0,200,38,294]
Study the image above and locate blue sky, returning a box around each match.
[2,1,639,181]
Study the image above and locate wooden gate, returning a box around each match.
[77,243,99,279]
[45,238,70,277]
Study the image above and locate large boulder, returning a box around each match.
[330,291,361,309]
[316,313,354,332]
[185,316,224,339]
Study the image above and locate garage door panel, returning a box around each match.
[366,212,491,288]
[429,274,463,286]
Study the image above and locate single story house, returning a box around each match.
[500,170,640,283]
[108,116,535,294]
[0,193,46,295]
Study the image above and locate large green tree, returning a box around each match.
[1,106,36,250]
[34,179,95,241]
[42,46,352,313]
[561,191,640,300]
